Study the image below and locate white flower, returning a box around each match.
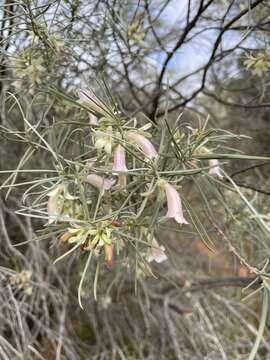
[94,126,114,154]
[208,159,223,178]
[164,183,189,224]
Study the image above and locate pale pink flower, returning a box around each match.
[84,174,115,190]
[148,239,167,263]
[89,114,99,125]
[78,89,110,117]
[127,132,157,159]
[112,145,127,173]
[208,159,223,178]
[164,183,189,224]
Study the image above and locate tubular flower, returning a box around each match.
[147,239,167,263]
[113,144,128,187]
[127,132,157,159]
[208,159,223,178]
[164,183,189,224]
[78,89,111,118]
[84,174,115,190]
[112,145,127,173]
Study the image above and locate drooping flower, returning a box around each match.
[78,89,111,118]
[208,159,223,178]
[127,132,157,159]
[84,174,115,190]
[147,238,167,263]
[112,144,128,187]
[164,183,189,224]
[112,145,127,173]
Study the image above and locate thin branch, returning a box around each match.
[158,0,265,116]
[230,161,270,178]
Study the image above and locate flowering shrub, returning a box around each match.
[3,85,269,315]
[1,1,270,358]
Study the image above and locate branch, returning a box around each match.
[150,0,215,119]
[204,90,270,109]
[230,181,270,196]
[159,0,265,116]
[228,162,270,196]
[230,161,270,178]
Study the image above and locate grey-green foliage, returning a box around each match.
[1,0,270,359]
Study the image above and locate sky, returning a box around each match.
[147,0,262,95]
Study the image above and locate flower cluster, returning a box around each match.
[12,28,65,92]
[244,51,270,77]
[8,270,33,296]
[39,88,227,303]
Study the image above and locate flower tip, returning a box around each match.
[154,250,167,263]
[84,174,115,190]
[174,215,189,225]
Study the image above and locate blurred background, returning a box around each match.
[0,1,270,359]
